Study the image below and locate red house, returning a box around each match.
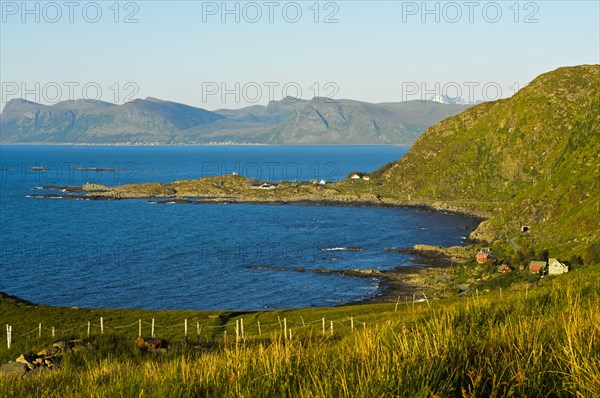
[476,248,494,264]
[529,261,547,274]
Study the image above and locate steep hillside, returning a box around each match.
[380,65,600,257]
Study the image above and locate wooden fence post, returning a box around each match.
[283,318,287,341]
[235,320,240,344]
[322,317,325,334]
[330,321,333,335]
[39,323,42,338]
[257,321,262,336]
[87,321,91,337]
[100,317,104,334]
[240,318,244,341]
[52,326,55,338]
[138,319,142,338]
[184,319,188,339]
[351,317,354,331]
[196,322,200,344]
[6,325,11,349]
[151,318,155,338]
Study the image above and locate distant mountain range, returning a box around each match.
[0,96,470,145]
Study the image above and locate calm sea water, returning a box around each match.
[0,145,475,310]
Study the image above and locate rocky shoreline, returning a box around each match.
[355,244,477,305]
[0,241,472,313]
[25,175,485,307]
[29,179,488,221]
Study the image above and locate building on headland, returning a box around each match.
[529,260,547,274]
[362,175,370,181]
[319,180,327,186]
[547,258,569,275]
[350,174,361,179]
[476,248,494,264]
[250,183,278,190]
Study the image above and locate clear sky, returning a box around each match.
[1,0,598,111]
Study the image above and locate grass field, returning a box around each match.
[1,264,598,397]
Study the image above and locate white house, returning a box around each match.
[250,183,278,190]
[319,179,327,186]
[547,258,569,275]
[350,174,361,179]
[362,175,370,181]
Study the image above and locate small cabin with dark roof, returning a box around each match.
[497,264,514,274]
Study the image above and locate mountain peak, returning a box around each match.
[144,96,166,103]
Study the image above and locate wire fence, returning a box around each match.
[4,288,549,350]
[4,314,381,349]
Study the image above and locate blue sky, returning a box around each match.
[1,1,598,111]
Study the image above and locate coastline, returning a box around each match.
[0,258,462,312]
[32,183,489,221]
[352,243,475,306]
[0,244,473,312]
[0,143,413,148]
[20,176,485,311]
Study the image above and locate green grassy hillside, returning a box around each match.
[379,65,600,258]
[1,265,598,396]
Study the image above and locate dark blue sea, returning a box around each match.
[0,145,475,310]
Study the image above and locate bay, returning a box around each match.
[0,145,474,310]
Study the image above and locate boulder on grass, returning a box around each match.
[0,362,29,377]
[25,366,51,378]
[134,337,169,351]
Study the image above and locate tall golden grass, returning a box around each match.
[2,269,599,397]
